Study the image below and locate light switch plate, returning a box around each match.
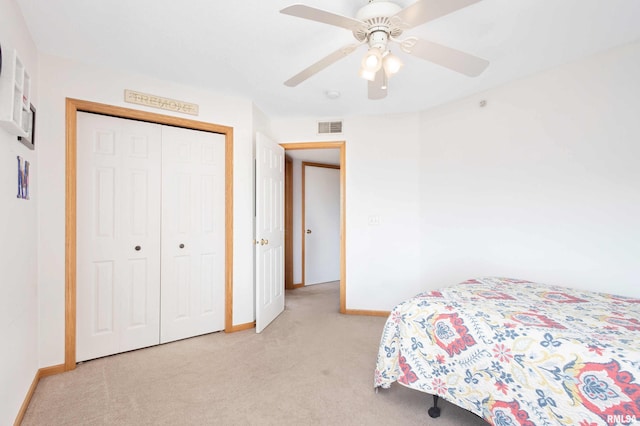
[368,215,381,226]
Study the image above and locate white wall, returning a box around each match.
[418,40,640,297]
[36,54,258,368]
[273,40,640,310]
[0,0,39,422]
[271,113,423,310]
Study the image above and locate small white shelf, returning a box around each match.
[0,48,31,137]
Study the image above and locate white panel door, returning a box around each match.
[76,112,162,362]
[160,126,225,343]
[304,165,340,285]
[255,133,285,333]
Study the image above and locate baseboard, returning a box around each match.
[39,364,66,377]
[227,321,256,332]
[14,364,65,426]
[292,283,304,289]
[344,309,390,317]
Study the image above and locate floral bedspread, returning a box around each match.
[374,277,640,425]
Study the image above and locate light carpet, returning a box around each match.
[23,282,486,425]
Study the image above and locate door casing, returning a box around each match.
[65,98,234,371]
[284,156,294,290]
[281,142,346,313]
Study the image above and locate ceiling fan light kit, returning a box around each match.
[359,48,402,82]
[281,0,489,100]
[361,48,383,71]
[358,67,377,82]
[382,51,403,76]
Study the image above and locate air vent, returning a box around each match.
[318,121,343,134]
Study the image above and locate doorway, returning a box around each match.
[64,98,234,370]
[281,142,346,313]
[303,162,340,286]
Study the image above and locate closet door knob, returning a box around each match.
[179,243,185,249]
[135,245,141,251]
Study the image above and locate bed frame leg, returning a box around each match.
[428,395,441,418]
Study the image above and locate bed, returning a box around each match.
[374,277,640,425]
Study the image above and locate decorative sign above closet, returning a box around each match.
[124,89,199,116]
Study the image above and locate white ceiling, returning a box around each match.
[286,148,341,165]
[15,0,640,119]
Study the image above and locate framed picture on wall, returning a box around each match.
[18,103,36,150]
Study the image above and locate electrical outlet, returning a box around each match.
[368,215,381,226]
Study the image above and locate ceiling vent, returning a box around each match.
[317,121,343,134]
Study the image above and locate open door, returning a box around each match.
[255,133,285,333]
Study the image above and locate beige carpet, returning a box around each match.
[23,282,487,425]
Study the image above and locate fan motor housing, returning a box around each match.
[368,30,388,49]
[353,1,404,42]
[355,0,402,21]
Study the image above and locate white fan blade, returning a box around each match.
[368,70,387,100]
[406,38,489,77]
[281,4,365,32]
[393,0,482,29]
[285,44,360,87]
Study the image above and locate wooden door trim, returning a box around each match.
[280,142,346,313]
[65,98,234,371]
[284,156,294,290]
[301,162,340,288]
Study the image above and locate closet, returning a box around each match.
[76,112,225,362]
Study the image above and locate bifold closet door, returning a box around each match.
[76,112,162,362]
[160,126,226,343]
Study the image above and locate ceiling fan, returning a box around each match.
[280,0,489,100]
